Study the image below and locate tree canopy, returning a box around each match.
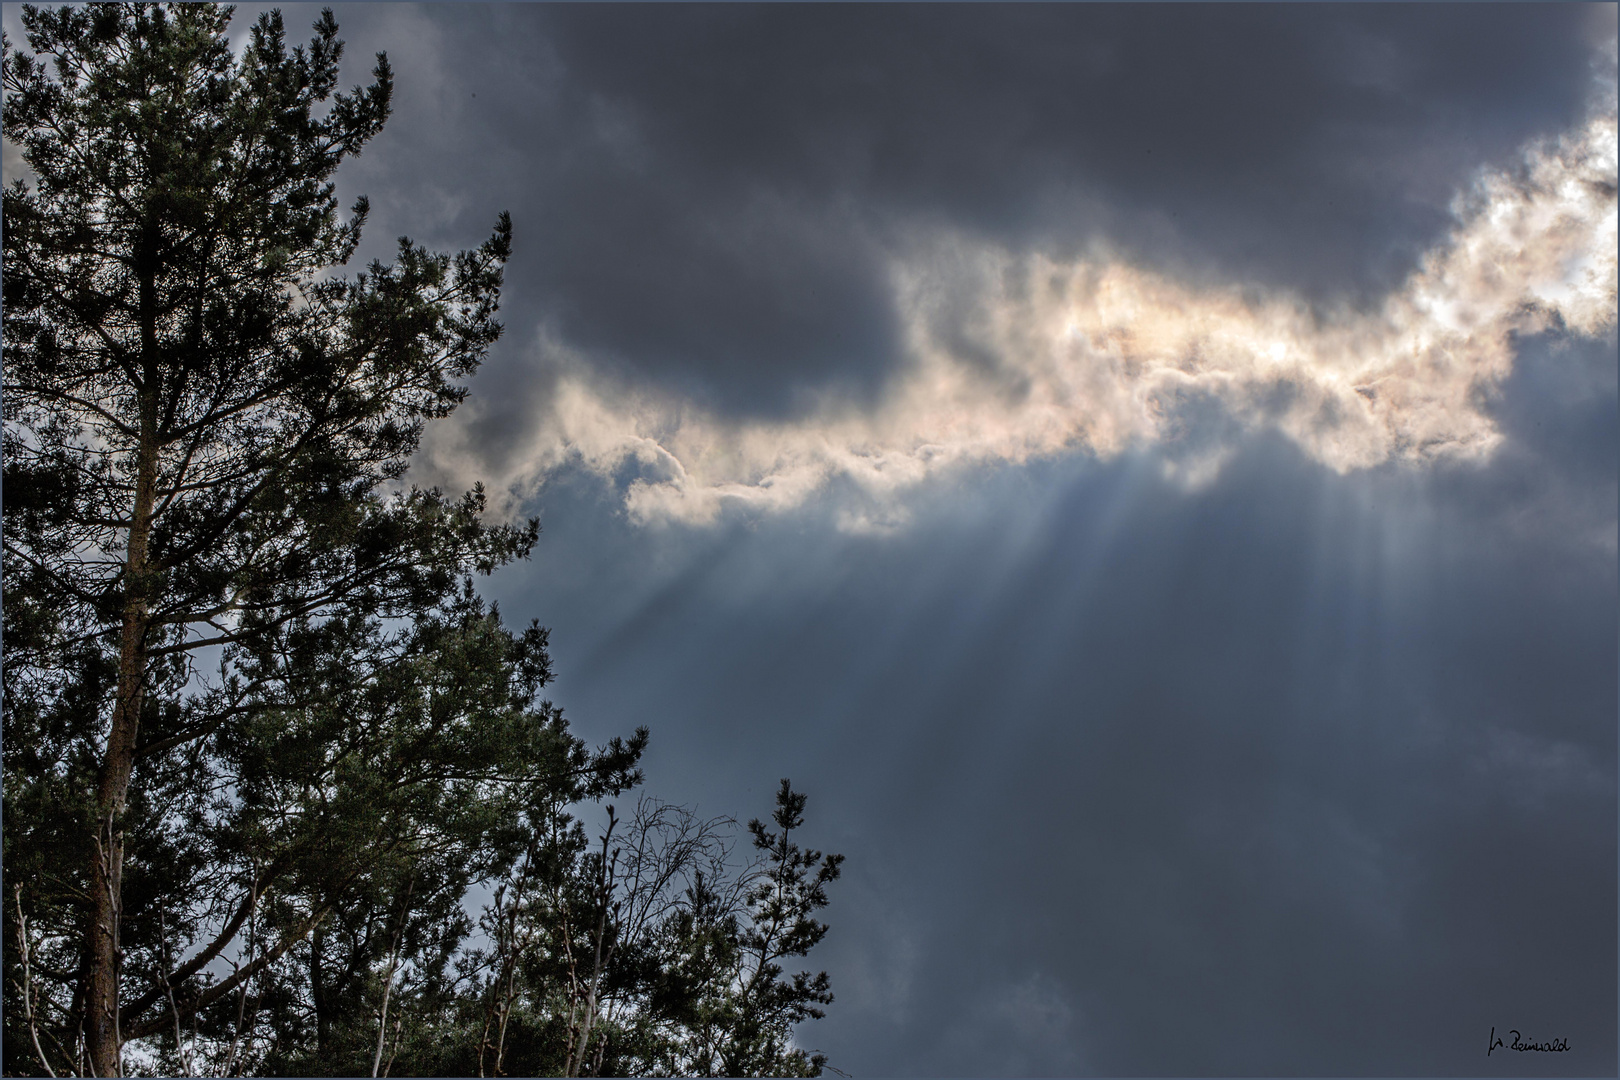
[3,4,841,1076]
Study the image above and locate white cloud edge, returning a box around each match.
[420,105,1618,532]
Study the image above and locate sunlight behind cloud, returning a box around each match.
[423,107,1617,529]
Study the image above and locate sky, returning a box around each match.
[25,3,1619,1074]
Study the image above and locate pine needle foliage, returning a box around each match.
[2,6,840,1076]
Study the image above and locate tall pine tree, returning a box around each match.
[4,6,845,1075]
[2,5,648,1074]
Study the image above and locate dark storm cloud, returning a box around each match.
[520,4,1597,294]
[307,2,1599,421]
[313,2,902,416]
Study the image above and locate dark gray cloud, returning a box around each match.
[516,4,1595,289]
[304,2,1600,420]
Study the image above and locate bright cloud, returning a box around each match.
[424,108,1617,529]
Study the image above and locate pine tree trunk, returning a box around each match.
[84,262,161,1078]
[84,480,153,1076]
[312,921,330,1056]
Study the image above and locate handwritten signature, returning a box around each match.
[1489,1026,1569,1056]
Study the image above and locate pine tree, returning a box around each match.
[0,5,649,1074]
[714,780,844,1077]
[3,7,846,1076]
[443,783,844,1078]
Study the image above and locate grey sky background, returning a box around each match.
[12,3,1612,1073]
[305,4,1617,1074]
